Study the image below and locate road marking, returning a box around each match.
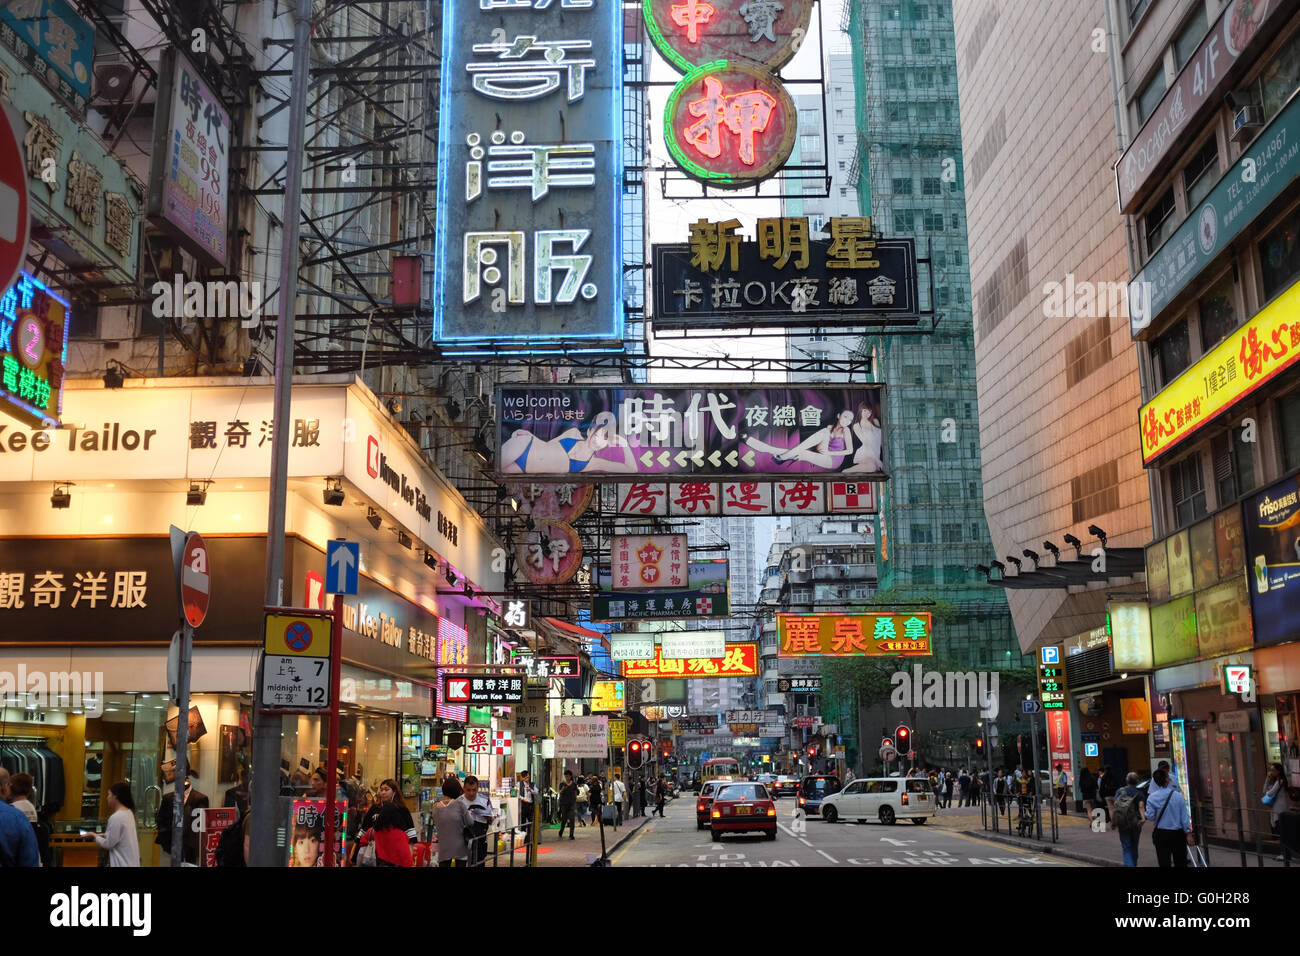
[778,823,798,838]
[816,849,839,864]
[609,824,651,864]
[944,830,1088,866]
[798,837,813,847]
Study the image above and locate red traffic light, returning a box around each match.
[807,746,816,756]
[881,737,894,749]
[629,741,640,752]
[895,725,910,742]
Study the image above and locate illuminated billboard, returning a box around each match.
[620,642,759,678]
[776,612,932,657]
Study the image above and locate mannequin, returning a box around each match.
[155,769,209,865]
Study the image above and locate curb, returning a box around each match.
[959,829,1119,867]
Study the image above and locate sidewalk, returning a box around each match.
[532,801,660,867]
[929,803,1294,867]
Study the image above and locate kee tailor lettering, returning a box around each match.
[0,422,158,452]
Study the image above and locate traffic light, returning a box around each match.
[975,737,984,756]
[881,737,894,749]
[628,740,644,770]
[807,745,816,757]
[895,725,911,748]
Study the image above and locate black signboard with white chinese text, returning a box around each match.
[778,676,821,693]
[653,217,919,328]
[443,672,526,706]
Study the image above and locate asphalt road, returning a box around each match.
[612,795,1090,867]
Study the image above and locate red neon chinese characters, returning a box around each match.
[670,0,715,43]
[684,76,777,166]
[781,617,821,654]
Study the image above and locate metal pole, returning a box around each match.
[1029,708,1042,841]
[251,0,314,868]
[170,622,193,867]
[986,735,996,833]
[323,593,344,866]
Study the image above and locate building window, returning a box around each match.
[887,102,908,122]
[798,107,818,129]
[936,287,950,306]
[1143,187,1177,257]
[1170,453,1207,527]
[922,177,942,195]
[1071,459,1120,524]
[917,102,938,121]
[1280,391,1300,472]
[913,37,931,55]
[952,249,963,266]
[913,566,934,585]
[1065,316,1113,387]
[943,565,966,585]
[970,521,981,540]
[937,443,957,461]
[910,525,934,544]
[799,133,821,157]
[895,209,915,231]
[905,441,927,463]
[941,523,961,543]
[1212,428,1255,503]
[923,211,945,231]
[1182,136,1220,210]
[909,482,931,504]
[1128,0,1150,28]
[884,3,901,20]
[1258,203,1300,302]
[1260,30,1300,124]
[1153,318,1191,386]
[914,68,935,88]
[837,134,845,144]
[892,177,913,194]
[1136,68,1167,124]
[1198,271,1237,350]
[885,67,907,90]
[840,187,848,197]
[1173,5,1209,70]
[910,3,930,20]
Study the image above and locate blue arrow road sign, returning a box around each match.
[326,539,360,595]
[1021,699,1043,714]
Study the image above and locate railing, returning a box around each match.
[462,822,537,868]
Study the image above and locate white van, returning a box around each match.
[818,777,936,825]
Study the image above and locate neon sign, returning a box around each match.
[645,0,813,72]
[0,272,68,429]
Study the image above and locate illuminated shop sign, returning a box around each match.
[776,612,932,657]
[620,643,759,678]
[0,271,67,428]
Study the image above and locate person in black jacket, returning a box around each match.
[352,779,415,864]
[155,771,209,865]
[587,773,603,824]
[557,771,578,840]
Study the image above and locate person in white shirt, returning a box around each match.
[610,775,627,827]
[93,782,141,867]
[8,773,38,823]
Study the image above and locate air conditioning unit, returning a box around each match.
[1232,105,1265,142]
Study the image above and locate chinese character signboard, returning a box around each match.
[0,0,94,115]
[672,714,719,732]
[554,716,609,758]
[147,49,231,269]
[593,558,730,623]
[0,272,67,428]
[620,642,759,678]
[436,618,470,721]
[610,534,687,590]
[777,675,821,692]
[613,479,875,516]
[654,218,919,328]
[610,635,656,660]
[503,598,530,629]
[643,0,813,72]
[1140,278,1300,463]
[433,0,622,347]
[514,699,549,736]
[443,672,525,706]
[535,655,579,678]
[591,679,625,712]
[776,612,932,657]
[288,798,347,868]
[516,518,584,585]
[608,717,626,747]
[498,385,888,481]
[660,631,725,660]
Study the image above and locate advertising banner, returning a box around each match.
[1131,83,1300,334]
[620,643,759,679]
[591,679,626,712]
[0,272,67,428]
[592,559,731,622]
[1116,0,1286,213]
[1194,575,1253,657]
[289,798,348,868]
[1046,710,1072,782]
[0,0,94,114]
[777,612,931,657]
[608,717,626,748]
[199,807,240,868]
[1146,538,1170,603]
[660,631,726,660]
[613,479,875,515]
[147,49,232,268]
[610,534,688,590]
[777,676,821,692]
[554,716,610,758]
[1243,475,1300,646]
[498,385,887,481]
[1151,595,1197,667]
[1140,279,1300,462]
[654,224,919,328]
[1167,530,1193,598]
[1108,602,1153,671]
[433,0,622,347]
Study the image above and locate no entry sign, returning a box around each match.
[0,103,31,297]
[180,532,210,628]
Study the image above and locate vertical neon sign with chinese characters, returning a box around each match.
[433,0,623,348]
[0,271,68,429]
[436,617,469,721]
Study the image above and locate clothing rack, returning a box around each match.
[0,737,67,817]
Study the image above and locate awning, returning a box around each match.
[542,617,609,651]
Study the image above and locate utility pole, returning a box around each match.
[250,0,313,867]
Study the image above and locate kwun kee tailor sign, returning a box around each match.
[432,0,622,348]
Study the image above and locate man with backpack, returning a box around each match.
[1111,772,1146,867]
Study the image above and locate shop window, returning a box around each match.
[1136,68,1166,124]
[1173,5,1209,70]
[1170,453,1207,527]
[1144,187,1177,257]
[1279,390,1300,472]
[1182,136,1220,210]
[1198,270,1238,350]
[1212,428,1254,503]
[1153,318,1191,385]
[1257,203,1300,302]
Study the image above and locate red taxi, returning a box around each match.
[709,782,777,841]
[695,780,728,830]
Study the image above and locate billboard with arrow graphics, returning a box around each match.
[497,385,888,482]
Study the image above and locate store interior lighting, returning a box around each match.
[323,478,345,506]
[366,507,382,530]
[50,483,72,509]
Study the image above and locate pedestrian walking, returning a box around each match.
[639,777,649,818]
[359,801,416,866]
[433,777,472,867]
[0,767,38,867]
[557,770,578,840]
[994,770,1008,813]
[354,778,417,863]
[1079,767,1098,817]
[611,775,627,827]
[587,773,604,825]
[1145,768,1193,867]
[943,769,955,809]
[576,776,589,826]
[459,774,498,862]
[1112,772,1146,867]
[518,770,538,838]
[958,769,971,807]
[1054,764,1069,814]
[90,782,140,868]
[1098,765,1119,823]
[1263,762,1293,861]
[654,775,667,817]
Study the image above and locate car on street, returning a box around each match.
[756,772,778,794]
[797,774,841,816]
[709,782,778,841]
[819,776,936,825]
[696,780,727,829]
[771,774,800,797]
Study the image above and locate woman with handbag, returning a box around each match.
[432,777,472,867]
[357,802,415,867]
[1263,763,1293,861]
[1145,768,1193,868]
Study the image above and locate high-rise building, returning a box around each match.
[847,0,1021,681]
[689,516,760,718]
